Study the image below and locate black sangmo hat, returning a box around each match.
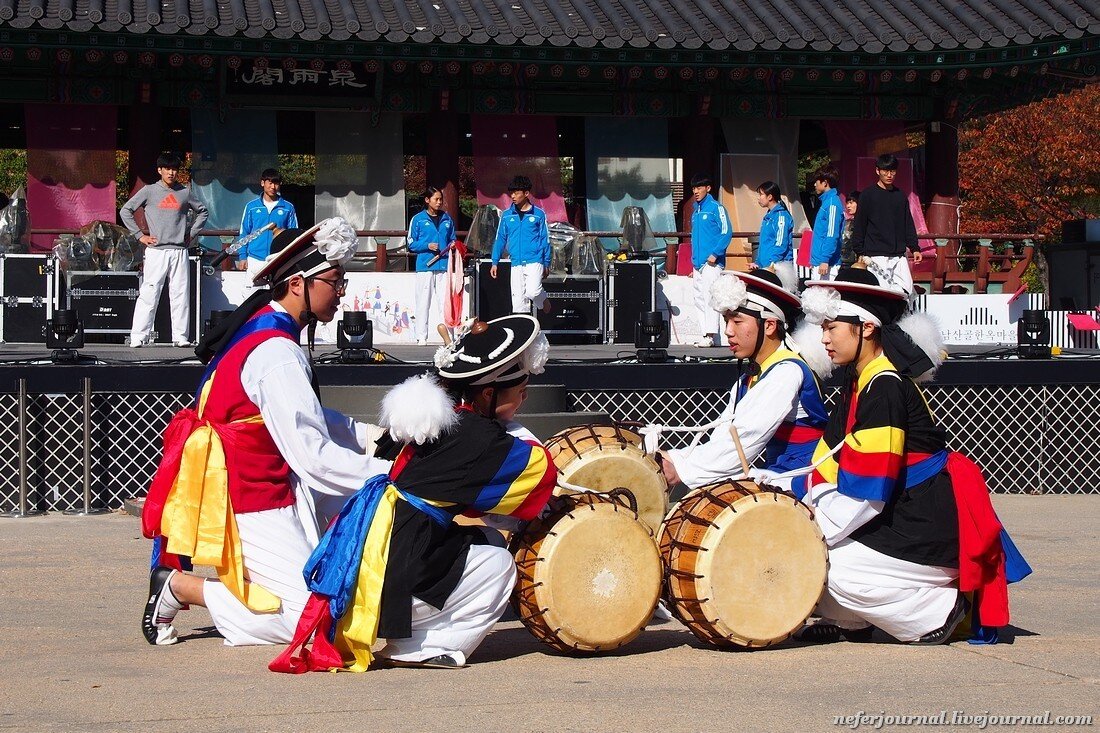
[710,269,802,324]
[435,314,545,387]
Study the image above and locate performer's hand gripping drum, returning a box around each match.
[657,479,828,648]
[543,424,670,534]
[511,490,662,654]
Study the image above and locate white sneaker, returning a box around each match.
[129,340,144,349]
[415,339,427,346]
[693,337,714,348]
[174,340,191,348]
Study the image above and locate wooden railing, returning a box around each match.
[33,227,1041,294]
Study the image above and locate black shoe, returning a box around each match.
[381,653,466,669]
[141,566,179,646]
[911,594,970,646]
[797,623,875,644]
[842,625,875,643]
[796,623,843,644]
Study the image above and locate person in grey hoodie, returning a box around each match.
[120,153,209,347]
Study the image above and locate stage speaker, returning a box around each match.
[475,259,513,321]
[0,253,57,344]
[537,276,604,344]
[606,261,656,344]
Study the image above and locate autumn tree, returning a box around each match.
[958,83,1100,242]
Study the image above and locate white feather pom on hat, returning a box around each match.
[788,321,835,378]
[897,312,947,383]
[381,374,458,445]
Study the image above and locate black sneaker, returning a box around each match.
[141,566,179,646]
[382,653,466,669]
[911,594,970,646]
[797,623,875,644]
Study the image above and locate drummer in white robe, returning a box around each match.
[657,270,832,491]
[141,219,395,648]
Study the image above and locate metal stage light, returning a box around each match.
[337,311,373,363]
[203,309,234,339]
[45,309,85,364]
[634,310,669,363]
[1017,309,1051,359]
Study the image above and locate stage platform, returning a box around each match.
[2,342,1099,392]
[0,341,1098,513]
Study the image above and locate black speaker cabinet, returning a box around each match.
[0,253,58,344]
[606,260,656,344]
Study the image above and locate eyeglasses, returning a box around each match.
[310,276,349,294]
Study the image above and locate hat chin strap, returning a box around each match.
[301,281,318,358]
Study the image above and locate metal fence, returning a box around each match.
[1,382,1097,514]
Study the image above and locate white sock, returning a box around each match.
[155,571,184,625]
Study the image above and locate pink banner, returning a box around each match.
[471,115,567,222]
[25,104,118,252]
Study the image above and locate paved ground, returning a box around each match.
[1,495,1096,732]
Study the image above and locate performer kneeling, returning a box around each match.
[271,314,556,672]
[140,218,395,647]
[658,270,831,490]
[797,268,1028,644]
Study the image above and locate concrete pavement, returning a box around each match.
[0,495,1096,732]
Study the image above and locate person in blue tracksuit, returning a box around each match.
[490,175,552,314]
[407,186,457,345]
[753,180,797,292]
[809,168,843,281]
[238,168,299,279]
[689,173,732,347]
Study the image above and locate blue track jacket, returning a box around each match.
[407,210,457,272]
[492,203,550,267]
[238,197,298,262]
[691,194,732,269]
[757,203,794,267]
[810,188,843,267]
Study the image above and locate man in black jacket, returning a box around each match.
[850,154,923,296]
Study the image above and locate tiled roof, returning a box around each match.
[0,0,1096,52]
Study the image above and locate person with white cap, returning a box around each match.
[797,267,1029,645]
[657,269,831,490]
[271,314,556,673]
[140,217,395,649]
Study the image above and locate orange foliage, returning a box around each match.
[958,84,1100,241]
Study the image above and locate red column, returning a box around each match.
[426,105,460,229]
[677,113,717,275]
[925,122,960,236]
[125,82,162,231]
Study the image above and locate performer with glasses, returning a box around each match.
[140,218,396,649]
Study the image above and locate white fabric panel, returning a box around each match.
[314,112,406,253]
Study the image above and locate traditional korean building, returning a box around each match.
[0,0,1096,246]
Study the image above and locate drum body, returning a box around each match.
[658,480,828,648]
[512,492,662,653]
[545,424,668,534]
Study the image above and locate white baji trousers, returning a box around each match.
[693,263,723,337]
[415,270,448,341]
[375,544,516,665]
[203,504,314,646]
[509,262,548,314]
[131,246,190,344]
[815,538,959,642]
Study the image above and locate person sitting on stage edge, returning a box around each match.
[490,175,552,315]
[237,167,298,278]
[270,314,557,673]
[752,180,798,292]
[140,217,396,649]
[809,167,843,282]
[408,186,457,345]
[688,173,733,347]
[850,153,923,296]
[658,270,831,492]
[796,268,1030,645]
[121,152,209,348]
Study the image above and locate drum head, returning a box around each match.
[532,500,661,651]
[545,424,643,467]
[557,446,667,534]
[696,492,827,645]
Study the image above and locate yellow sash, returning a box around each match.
[159,373,281,613]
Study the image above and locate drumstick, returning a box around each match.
[437,323,452,345]
[728,424,752,478]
